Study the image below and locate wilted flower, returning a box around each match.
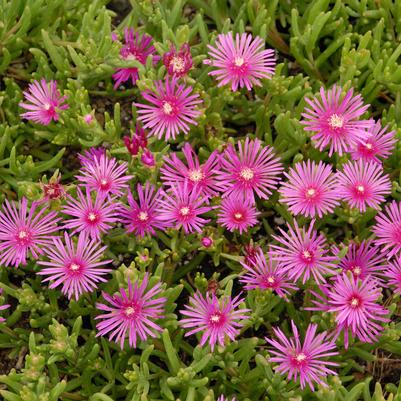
[163,43,193,77]
[42,174,65,201]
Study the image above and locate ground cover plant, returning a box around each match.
[2,0,401,400]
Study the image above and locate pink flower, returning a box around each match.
[95,274,166,349]
[350,120,396,163]
[279,160,339,218]
[124,124,148,156]
[0,289,10,323]
[163,43,193,77]
[301,85,372,156]
[243,243,260,266]
[160,143,221,198]
[335,160,391,212]
[78,147,106,167]
[180,291,249,351]
[266,321,338,390]
[385,255,401,295]
[141,149,155,167]
[217,195,259,234]
[112,29,159,89]
[201,237,213,248]
[217,138,283,202]
[204,32,275,91]
[19,79,68,125]
[134,76,202,141]
[0,198,60,267]
[270,220,335,284]
[38,232,112,300]
[83,113,94,124]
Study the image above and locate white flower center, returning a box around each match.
[240,167,254,181]
[179,206,190,216]
[188,169,204,182]
[210,313,221,323]
[125,306,135,316]
[138,211,148,221]
[352,266,361,276]
[306,188,316,198]
[126,54,137,61]
[18,230,28,239]
[234,212,243,220]
[69,263,80,271]
[365,143,373,150]
[88,212,97,222]
[356,185,365,193]
[171,56,185,72]
[328,113,344,128]
[234,57,245,67]
[43,103,51,111]
[163,102,173,115]
[350,297,360,307]
[267,276,275,284]
[302,250,313,262]
[296,353,307,362]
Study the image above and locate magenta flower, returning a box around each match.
[160,143,221,198]
[217,195,259,234]
[0,289,10,323]
[120,183,167,237]
[95,274,166,349]
[301,85,372,156]
[163,43,193,77]
[19,79,68,125]
[270,220,335,284]
[124,124,148,156]
[217,138,283,202]
[78,147,106,167]
[76,154,132,198]
[134,76,202,141]
[112,29,159,89]
[335,160,391,212]
[63,188,120,240]
[0,198,59,267]
[180,291,249,351]
[204,32,275,91]
[350,120,396,163]
[141,149,155,167]
[385,255,401,295]
[266,321,338,391]
[279,160,339,218]
[37,232,112,301]
[240,249,297,298]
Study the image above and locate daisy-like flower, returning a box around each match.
[301,85,372,156]
[270,220,335,284]
[160,143,221,198]
[0,198,60,267]
[0,289,10,323]
[217,195,259,234]
[19,79,68,125]
[113,29,159,89]
[78,147,106,167]
[120,183,167,237]
[204,32,275,91]
[350,120,396,163]
[134,76,202,141]
[266,321,339,391]
[76,154,132,198]
[37,232,112,301]
[180,291,250,351]
[163,43,193,77]
[279,160,339,218]
[240,249,297,298]
[335,160,391,212]
[95,274,166,349]
[217,138,283,202]
[63,188,120,240]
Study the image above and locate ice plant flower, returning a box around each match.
[78,147,106,167]
[163,43,193,77]
[76,154,132,198]
[270,220,335,284]
[240,249,297,298]
[42,175,65,201]
[201,237,213,248]
[121,183,167,237]
[204,32,276,91]
[350,120,396,163]
[266,321,339,391]
[180,291,250,351]
[243,243,260,266]
[217,138,283,202]
[217,195,259,234]
[63,188,120,240]
[301,85,372,156]
[141,149,156,167]
[38,232,112,301]
[124,124,148,156]
[385,255,401,295]
[95,274,166,349]
[19,79,68,125]
[335,160,391,212]
[279,160,339,218]
[0,198,60,267]
[0,289,10,323]
[134,76,202,141]
[112,29,159,89]
[160,143,221,198]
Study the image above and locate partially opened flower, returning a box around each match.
[385,255,401,295]
[266,321,339,390]
[124,124,148,156]
[0,289,10,323]
[163,43,193,77]
[180,291,249,350]
[204,32,275,91]
[95,274,166,349]
[19,79,68,125]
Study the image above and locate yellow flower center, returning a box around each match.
[163,102,173,115]
[179,206,190,216]
[234,57,245,67]
[329,113,344,128]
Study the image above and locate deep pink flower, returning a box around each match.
[201,237,213,248]
[217,195,259,234]
[141,149,155,167]
[301,85,372,156]
[266,321,338,390]
[385,255,401,294]
[217,138,283,202]
[78,147,106,167]
[19,79,68,125]
[0,198,60,267]
[0,289,10,323]
[124,124,148,156]
[180,291,250,351]
[95,274,166,349]
[204,32,275,91]
[134,76,202,141]
[335,160,391,212]
[37,232,112,301]
[270,220,336,284]
[83,113,94,124]
[243,243,260,266]
[163,43,193,77]
[279,160,339,218]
